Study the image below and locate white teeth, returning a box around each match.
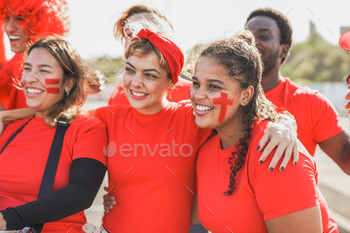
[27,88,44,94]
[9,35,21,40]
[196,105,213,111]
[131,90,147,97]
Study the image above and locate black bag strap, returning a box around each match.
[0,116,35,154]
[31,120,70,233]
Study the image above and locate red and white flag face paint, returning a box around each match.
[212,92,233,123]
[45,79,61,94]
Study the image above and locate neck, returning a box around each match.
[261,65,282,93]
[216,111,246,150]
[136,97,169,115]
[34,110,48,118]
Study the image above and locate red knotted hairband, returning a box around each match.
[131,28,184,84]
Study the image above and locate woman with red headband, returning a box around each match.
[0,0,69,110]
[108,5,193,106]
[0,25,298,232]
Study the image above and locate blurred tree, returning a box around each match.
[90,57,125,84]
[281,32,350,83]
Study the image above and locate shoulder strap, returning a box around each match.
[31,120,70,233]
[0,116,35,154]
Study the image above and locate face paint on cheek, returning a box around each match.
[45,79,61,85]
[212,92,233,123]
[46,88,60,94]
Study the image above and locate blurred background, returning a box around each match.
[3,0,350,231]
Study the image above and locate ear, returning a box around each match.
[279,44,290,59]
[64,77,75,93]
[240,86,254,106]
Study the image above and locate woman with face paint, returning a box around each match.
[0,20,298,232]
[108,4,193,106]
[190,30,338,233]
[0,38,107,232]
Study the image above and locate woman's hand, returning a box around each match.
[345,84,350,113]
[0,212,7,230]
[258,114,299,171]
[103,187,116,215]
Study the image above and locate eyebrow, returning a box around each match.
[24,63,53,68]
[125,62,160,74]
[192,77,226,86]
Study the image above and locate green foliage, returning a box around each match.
[281,32,350,83]
[89,57,125,84]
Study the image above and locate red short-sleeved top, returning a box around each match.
[196,119,338,233]
[108,77,192,106]
[0,114,107,232]
[96,101,211,233]
[264,77,344,155]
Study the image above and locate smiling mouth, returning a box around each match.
[131,90,148,97]
[27,88,44,94]
[195,104,214,112]
[9,35,21,43]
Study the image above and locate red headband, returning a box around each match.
[131,28,184,84]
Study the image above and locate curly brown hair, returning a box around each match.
[246,8,293,65]
[114,5,173,41]
[27,37,95,126]
[199,30,278,195]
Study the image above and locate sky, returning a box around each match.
[4,0,350,61]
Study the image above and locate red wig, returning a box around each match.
[0,0,70,43]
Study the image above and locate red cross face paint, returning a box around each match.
[212,92,234,123]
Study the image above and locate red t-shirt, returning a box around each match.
[264,77,344,155]
[196,119,338,233]
[0,53,27,110]
[0,114,107,232]
[95,101,211,233]
[108,77,192,105]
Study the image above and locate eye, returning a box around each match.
[125,67,134,73]
[40,70,49,73]
[145,73,157,79]
[192,81,199,86]
[259,35,270,40]
[209,84,220,89]
[24,67,31,71]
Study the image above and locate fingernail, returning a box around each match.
[293,162,297,166]
[257,146,260,150]
[280,166,285,171]
[259,160,264,164]
[269,167,274,172]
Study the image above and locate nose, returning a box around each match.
[192,85,208,101]
[5,15,17,33]
[130,72,143,87]
[22,69,38,84]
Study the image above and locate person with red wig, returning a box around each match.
[0,0,69,110]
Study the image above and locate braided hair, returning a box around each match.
[199,30,278,195]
